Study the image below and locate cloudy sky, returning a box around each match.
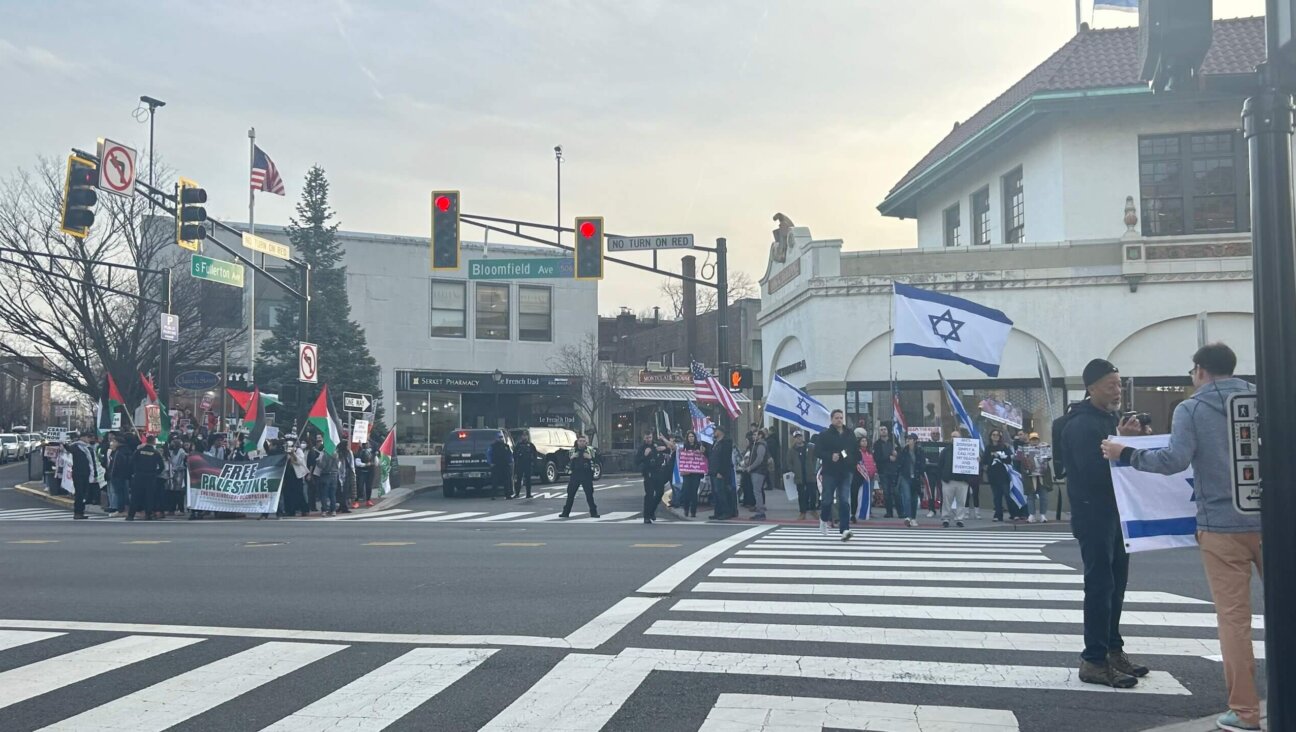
[0,0,1264,315]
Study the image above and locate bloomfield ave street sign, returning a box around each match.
[606,234,694,252]
[468,258,574,280]
[190,254,245,288]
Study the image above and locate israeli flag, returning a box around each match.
[1094,0,1138,11]
[940,373,981,441]
[766,374,831,434]
[1111,434,1197,553]
[892,282,1013,377]
[1007,465,1028,509]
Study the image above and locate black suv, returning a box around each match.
[440,429,513,497]
[509,427,603,484]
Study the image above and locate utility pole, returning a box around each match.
[140,95,170,435]
[682,254,698,363]
[715,237,730,431]
[1245,3,1296,722]
[554,145,563,247]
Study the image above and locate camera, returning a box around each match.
[1123,411,1152,427]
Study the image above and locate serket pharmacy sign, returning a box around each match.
[398,370,580,393]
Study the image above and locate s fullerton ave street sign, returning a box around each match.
[190,254,244,288]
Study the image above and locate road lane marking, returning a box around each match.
[564,597,660,650]
[466,512,535,522]
[670,599,1255,628]
[689,582,1209,604]
[0,629,63,652]
[633,543,682,548]
[568,511,639,523]
[122,540,171,545]
[750,540,1045,554]
[480,653,652,731]
[0,619,569,648]
[723,557,1073,571]
[411,512,487,522]
[259,648,496,732]
[329,508,412,520]
[40,641,345,731]
[364,541,416,546]
[646,620,1262,660]
[7,539,59,544]
[0,635,203,710]
[496,542,545,547]
[370,510,445,521]
[514,512,567,522]
[710,567,1086,584]
[737,548,1054,561]
[699,694,1020,732]
[637,525,773,596]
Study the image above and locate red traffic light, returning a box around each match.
[579,221,597,238]
[435,195,452,212]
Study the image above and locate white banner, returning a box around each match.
[186,453,287,514]
[952,438,980,475]
[1111,434,1196,553]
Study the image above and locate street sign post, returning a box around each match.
[190,254,244,288]
[95,138,137,198]
[468,258,573,280]
[160,313,179,342]
[1228,392,1261,514]
[298,343,318,384]
[242,232,291,261]
[343,392,373,413]
[606,234,694,252]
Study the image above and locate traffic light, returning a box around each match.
[176,177,208,251]
[574,216,604,280]
[60,154,98,238]
[727,366,752,391]
[431,190,460,270]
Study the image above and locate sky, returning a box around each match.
[0,0,1266,316]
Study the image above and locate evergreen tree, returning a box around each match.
[255,165,383,431]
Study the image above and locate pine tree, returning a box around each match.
[255,165,383,432]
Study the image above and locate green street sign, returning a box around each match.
[190,254,245,288]
[468,257,574,280]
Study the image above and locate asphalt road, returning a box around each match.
[0,470,1267,732]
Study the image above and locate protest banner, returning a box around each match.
[952,438,981,475]
[1111,434,1196,553]
[186,453,288,514]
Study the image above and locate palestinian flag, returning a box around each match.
[378,428,396,496]
[242,388,269,455]
[228,388,280,412]
[140,372,170,442]
[307,385,343,453]
[96,373,126,437]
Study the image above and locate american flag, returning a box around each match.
[691,360,741,419]
[687,400,716,444]
[250,146,285,196]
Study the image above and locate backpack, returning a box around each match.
[1050,401,1083,480]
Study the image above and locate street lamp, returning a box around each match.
[554,145,563,246]
[493,369,504,428]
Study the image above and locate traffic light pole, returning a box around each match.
[1244,42,1296,727]
[159,271,172,438]
[716,237,731,432]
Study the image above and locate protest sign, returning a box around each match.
[186,453,287,514]
[952,438,981,475]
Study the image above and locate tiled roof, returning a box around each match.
[883,16,1265,204]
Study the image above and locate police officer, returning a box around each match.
[128,435,165,521]
[512,431,537,499]
[559,434,599,518]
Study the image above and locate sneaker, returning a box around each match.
[352,501,360,509]
[942,519,950,528]
[1027,514,1038,523]
[993,517,1003,522]
[820,520,828,536]
[926,510,936,518]
[956,520,965,528]
[590,513,600,519]
[798,512,806,521]
[840,529,853,542]
[366,500,374,507]
[752,513,766,520]
[1216,710,1261,732]
[1040,515,1049,523]
[974,509,982,519]
[559,512,570,518]
[1078,660,1137,689]
[1107,650,1149,678]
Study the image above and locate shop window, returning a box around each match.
[971,186,991,245]
[612,411,635,450]
[430,280,466,338]
[1139,131,1249,236]
[518,285,552,342]
[396,391,460,454]
[475,283,510,340]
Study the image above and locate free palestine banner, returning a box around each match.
[186,453,288,514]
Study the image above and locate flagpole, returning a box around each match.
[248,127,257,388]
[1075,0,1082,33]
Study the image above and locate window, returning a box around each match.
[430,280,466,338]
[1139,132,1249,236]
[518,285,552,342]
[971,187,991,245]
[475,283,510,340]
[1002,167,1024,243]
[942,203,961,247]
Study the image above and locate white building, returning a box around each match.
[759,17,1261,442]
[209,225,598,454]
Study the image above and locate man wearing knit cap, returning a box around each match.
[1061,358,1148,688]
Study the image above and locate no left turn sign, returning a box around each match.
[299,342,319,383]
[96,138,137,198]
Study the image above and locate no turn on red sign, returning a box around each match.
[298,342,318,383]
[96,138,137,198]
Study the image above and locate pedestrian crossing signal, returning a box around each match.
[574,216,604,280]
[60,155,98,238]
[431,190,460,271]
[727,366,752,391]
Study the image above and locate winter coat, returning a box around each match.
[814,426,856,478]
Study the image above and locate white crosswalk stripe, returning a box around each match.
[293,508,722,526]
[0,508,107,521]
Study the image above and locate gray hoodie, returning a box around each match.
[1129,377,1259,533]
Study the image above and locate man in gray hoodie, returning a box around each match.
[1102,343,1261,732]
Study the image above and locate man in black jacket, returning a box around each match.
[128,435,165,521]
[708,426,736,521]
[69,430,97,519]
[872,430,900,518]
[512,431,537,499]
[1063,358,1148,688]
[559,434,599,518]
[815,409,857,541]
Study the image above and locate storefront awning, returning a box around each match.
[613,386,751,403]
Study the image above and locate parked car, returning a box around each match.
[439,428,514,498]
[0,433,21,462]
[508,427,603,484]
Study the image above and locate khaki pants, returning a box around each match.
[1198,530,1263,726]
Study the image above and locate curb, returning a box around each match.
[13,483,74,509]
[1137,702,1266,731]
[371,479,441,512]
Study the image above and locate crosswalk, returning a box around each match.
[295,508,718,525]
[0,508,107,521]
[0,526,1254,730]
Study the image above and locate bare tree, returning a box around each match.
[546,332,627,446]
[658,270,757,319]
[0,157,242,408]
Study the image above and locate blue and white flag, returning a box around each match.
[1007,465,1028,509]
[1094,0,1137,11]
[687,400,716,444]
[1111,434,1197,553]
[766,373,831,434]
[940,373,980,441]
[671,445,683,489]
[892,282,1014,377]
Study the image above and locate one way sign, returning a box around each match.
[343,392,373,413]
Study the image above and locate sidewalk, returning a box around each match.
[1139,701,1266,731]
